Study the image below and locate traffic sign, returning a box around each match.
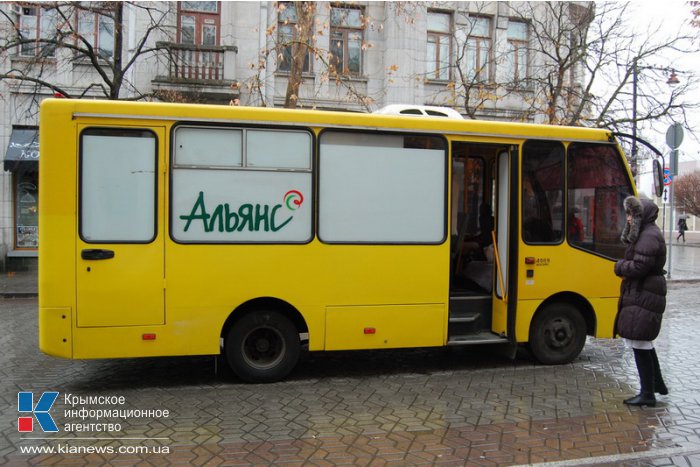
[663,167,672,186]
[666,123,684,149]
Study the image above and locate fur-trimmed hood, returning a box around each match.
[621,196,659,244]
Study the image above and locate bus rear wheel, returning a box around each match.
[529,303,586,365]
[225,310,300,383]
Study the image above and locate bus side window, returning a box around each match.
[319,132,446,244]
[521,140,564,244]
[81,129,157,243]
[567,143,633,259]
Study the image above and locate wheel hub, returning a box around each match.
[242,327,285,370]
[546,319,572,349]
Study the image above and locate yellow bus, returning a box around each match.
[38,99,657,383]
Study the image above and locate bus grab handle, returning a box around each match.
[491,231,507,303]
[81,249,115,260]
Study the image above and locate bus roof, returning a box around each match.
[41,99,614,144]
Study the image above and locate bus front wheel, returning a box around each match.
[225,310,300,383]
[529,303,586,365]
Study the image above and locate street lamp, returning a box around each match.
[667,69,680,87]
[630,61,680,181]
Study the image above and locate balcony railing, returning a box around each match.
[156,42,237,83]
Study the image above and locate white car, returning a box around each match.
[373,104,464,119]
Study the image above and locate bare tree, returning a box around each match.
[243,2,380,111]
[674,171,700,218]
[583,3,698,132]
[507,2,593,125]
[421,0,697,137]
[0,2,172,108]
[283,1,315,109]
[692,1,700,28]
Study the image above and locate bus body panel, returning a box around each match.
[589,297,619,338]
[514,296,618,342]
[518,244,621,302]
[38,307,72,358]
[39,102,79,359]
[325,304,445,350]
[38,99,632,374]
[75,125,166,328]
[164,243,450,352]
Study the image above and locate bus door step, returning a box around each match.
[447,331,508,346]
[448,295,491,336]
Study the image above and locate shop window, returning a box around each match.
[14,172,39,249]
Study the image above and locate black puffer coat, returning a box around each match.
[614,196,667,341]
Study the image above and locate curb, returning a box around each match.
[0,292,37,298]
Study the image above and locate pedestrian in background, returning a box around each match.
[614,195,668,407]
[677,217,687,243]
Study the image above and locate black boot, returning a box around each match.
[624,349,656,407]
[650,348,668,395]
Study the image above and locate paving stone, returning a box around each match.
[2,284,700,465]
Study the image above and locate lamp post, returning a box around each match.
[630,62,681,182]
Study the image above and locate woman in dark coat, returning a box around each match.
[614,195,668,406]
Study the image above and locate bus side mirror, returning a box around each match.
[652,159,664,198]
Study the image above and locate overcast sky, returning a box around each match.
[624,0,699,162]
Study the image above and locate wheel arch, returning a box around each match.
[220,297,309,344]
[534,292,596,336]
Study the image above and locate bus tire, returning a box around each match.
[225,310,300,383]
[528,303,586,365]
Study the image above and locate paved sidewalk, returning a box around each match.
[0,269,36,297]
[2,284,700,465]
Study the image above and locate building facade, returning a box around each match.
[0,1,591,269]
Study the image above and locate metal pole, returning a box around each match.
[632,62,638,182]
[662,188,667,234]
[667,180,674,279]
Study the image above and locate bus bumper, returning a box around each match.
[39,307,73,358]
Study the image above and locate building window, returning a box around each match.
[77,5,115,59]
[427,12,451,81]
[178,1,219,46]
[14,172,39,250]
[507,20,529,84]
[277,2,311,73]
[330,6,363,76]
[464,16,491,82]
[17,4,59,57]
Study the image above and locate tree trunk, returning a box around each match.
[284,2,315,109]
[110,2,124,100]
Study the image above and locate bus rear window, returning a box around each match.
[80,129,157,243]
